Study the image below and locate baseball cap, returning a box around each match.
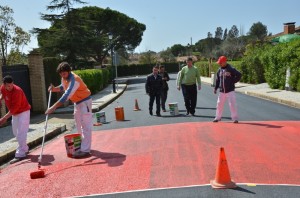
[216,56,227,64]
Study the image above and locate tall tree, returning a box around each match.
[37,6,146,65]
[139,50,157,65]
[223,28,228,40]
[7,49,28,65]
[0,6,30,66]
[215,27,223,39]
[228,25,239,39]
[248,22,268,41]
[159,48,176,63]
[32,0,88,62]
[41,0,87,21]
[207,32,213,38]
[170,44,185,57]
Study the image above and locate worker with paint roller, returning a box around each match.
[45,62,93,158]
[0,75,31,164]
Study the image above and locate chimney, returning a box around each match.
[284,22,296,34]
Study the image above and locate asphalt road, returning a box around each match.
[87,73,300,197]
[1,74,300,198]
[95,73,300,131]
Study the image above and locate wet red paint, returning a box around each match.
[0,121,299,197]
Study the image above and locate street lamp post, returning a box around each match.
[108,33,117,93]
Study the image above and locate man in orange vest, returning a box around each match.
[45,62,93,158]
[0,75,31,164]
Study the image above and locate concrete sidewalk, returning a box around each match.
[0,83,127,166]
[201,76,300,109]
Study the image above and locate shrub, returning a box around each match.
[194,60,241,78]
[74,69,109,94]
[194,61,219,77]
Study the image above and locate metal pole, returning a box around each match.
[111,42,116,93]
[114,49,118,91]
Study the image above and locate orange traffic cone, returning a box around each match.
[133,99,141,111]
[210,147,237,189]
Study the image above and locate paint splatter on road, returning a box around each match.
[1,121,299,197]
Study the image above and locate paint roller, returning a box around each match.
[30,91,52,179]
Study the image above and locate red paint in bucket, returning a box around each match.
[64,133,81,158]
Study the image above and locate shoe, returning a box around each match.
[73,151,91,158]
[233,120,239,123]
[149,111,153,116]
[186,111,190,115]
[213,119,220,123]
[162,109,166,112]
[10,156,27,164]
[156,113,161,117]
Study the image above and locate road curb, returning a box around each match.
[0,125,66,165]
[202,79,300,109]
[0,84,129,166]
[92,84,127,113]
[243,91,300,109]
[53,84,128,114]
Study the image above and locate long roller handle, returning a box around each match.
[38,91,52,168]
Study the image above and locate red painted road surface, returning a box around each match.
[0,121,300,197]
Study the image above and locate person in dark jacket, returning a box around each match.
[213,56,242,123]
[145,65,163,116]
[159,65,170,112]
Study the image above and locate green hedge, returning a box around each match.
[194,60,242,77]
[241,40,300,91]
[110,62,181,77]
[73,69,110,94]
[44,57,110,97]
[240,45,266,84]
[44,39,300,93]
[44,57,62,88]
[277,40,300,91]
[43,57,63,103]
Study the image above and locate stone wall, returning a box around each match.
[0,52,48,117]
[28,52,47,112]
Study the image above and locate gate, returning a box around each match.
[2,64,33,108]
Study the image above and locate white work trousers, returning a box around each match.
[74,98,93,153]
[215,91,238,121]
[12,110,30,158]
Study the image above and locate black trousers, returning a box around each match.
[149,92,161,114]
[182,84,197,114]
[160,89,168,110]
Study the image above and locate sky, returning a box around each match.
[1,0,300,53]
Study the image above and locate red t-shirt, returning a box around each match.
[0,84,31,115]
